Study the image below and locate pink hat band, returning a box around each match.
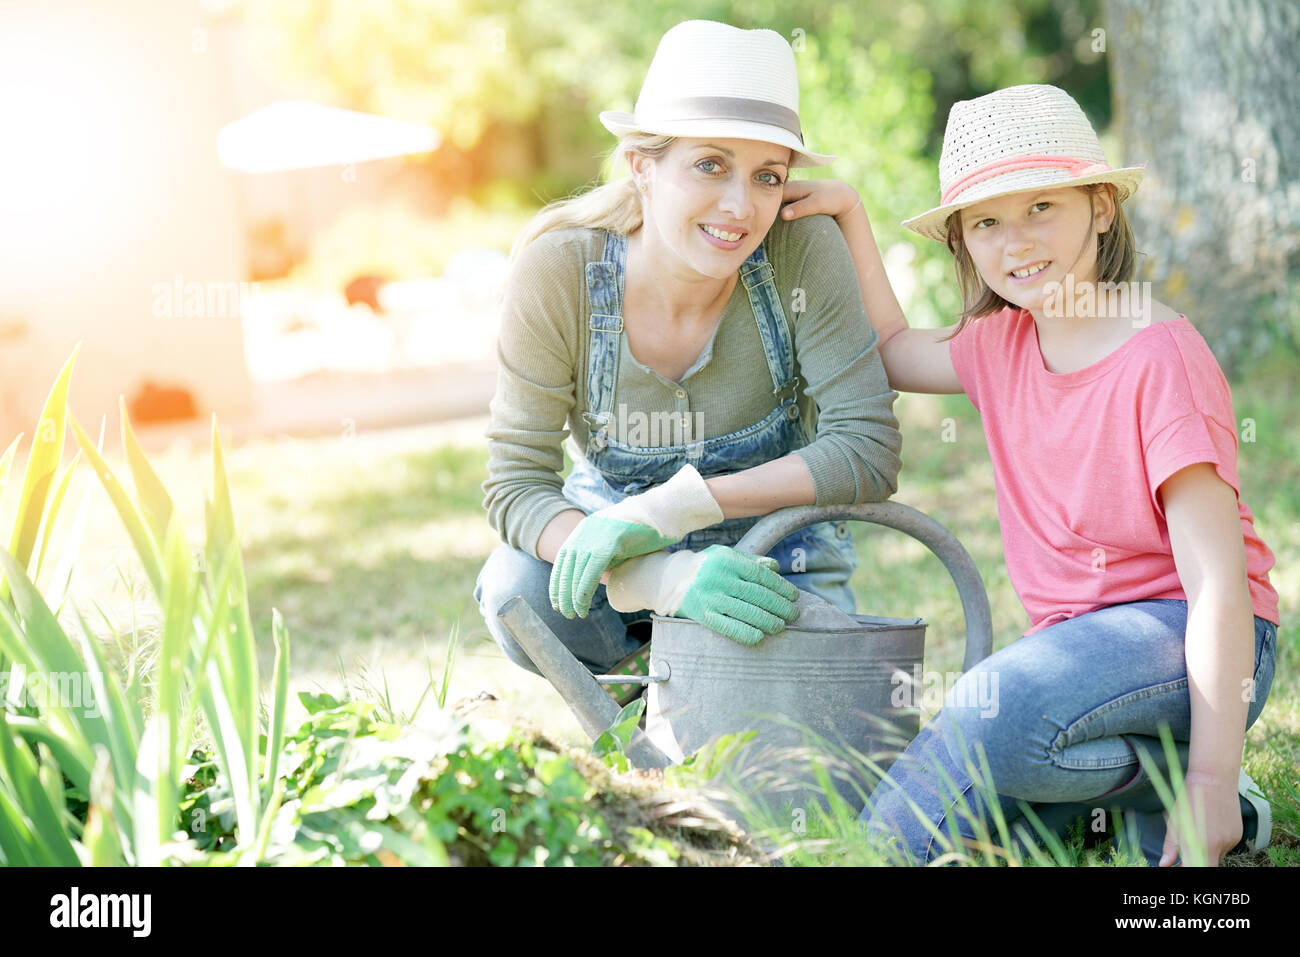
[901,85,1148,242]
[941,155,1115,206]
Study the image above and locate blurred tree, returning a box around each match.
[1105,0,1299,368]
[234,0,1114,322]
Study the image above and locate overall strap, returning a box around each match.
[738,242,801,420]
[582,230,627,446]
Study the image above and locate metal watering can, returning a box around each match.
[497,502,993,829]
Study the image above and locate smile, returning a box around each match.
[1009,261,1050,279]
[700,223,746,244]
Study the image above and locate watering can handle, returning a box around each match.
[734,502,994,673]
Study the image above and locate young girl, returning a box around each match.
[782,84,1280,866]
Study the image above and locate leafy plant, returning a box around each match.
[0,346,291,865]
[591,697,645,774]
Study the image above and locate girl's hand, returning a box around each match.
[1159,771,1244,866]
[781,179,863,222]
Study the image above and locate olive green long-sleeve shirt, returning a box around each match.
[482,213,902,559]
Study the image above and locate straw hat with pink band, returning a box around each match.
[902,84,1147,243]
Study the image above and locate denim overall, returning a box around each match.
[476,229,858,676]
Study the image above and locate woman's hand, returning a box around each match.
[677,546,800,645]
[548,464,724,618]
[606,546,801,645]
[1159,771,1244,866]
[780,179,863,222]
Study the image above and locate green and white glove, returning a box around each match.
[606,545,800,646]
[549,464,725,618]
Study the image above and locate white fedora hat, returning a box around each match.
[599,20,834,168]
[903,84,1146,242]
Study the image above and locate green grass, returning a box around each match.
[51,355,1299,865]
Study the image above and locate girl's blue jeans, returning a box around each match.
[861,599,1278,864]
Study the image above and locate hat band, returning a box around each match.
[636,96,805,144]
[941,154,1112,206]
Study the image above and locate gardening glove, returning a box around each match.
[606,545,800,646]
[549,463,724,618]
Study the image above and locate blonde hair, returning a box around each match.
[509,132,677,262]
[941,183,1138,340]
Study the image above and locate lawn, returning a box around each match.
[44,352,1299,866]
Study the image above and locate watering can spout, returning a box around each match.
[496,596,673,770]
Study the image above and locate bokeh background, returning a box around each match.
[1,0,1296,789]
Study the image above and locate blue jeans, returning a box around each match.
[861,599,1278,864]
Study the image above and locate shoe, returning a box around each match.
[1013,734,1190,863]
[1227,768,1271,856]
[1011,801,1101,856]
[1101,734,1190,865]
[1106,742,1271,864]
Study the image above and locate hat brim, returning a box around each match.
[599,110,835,168]
[902,166,1147,242]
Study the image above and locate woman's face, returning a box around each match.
[633,137,793,281]
[958,185,1115,315]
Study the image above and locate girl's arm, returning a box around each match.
[1158,462,1257,865]
[781,180,964,394]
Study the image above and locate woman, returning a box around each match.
[474,20,902,689]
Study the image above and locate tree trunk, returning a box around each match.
[1103,0,1299,370]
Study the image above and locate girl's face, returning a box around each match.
[631,137,793,281]
[958,186,1115,315]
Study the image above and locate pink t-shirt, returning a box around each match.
[948,307,1280,636]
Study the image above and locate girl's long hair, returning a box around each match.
[509,132,676,263]
[941,183,1138,340]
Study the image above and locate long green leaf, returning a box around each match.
[206,657,256,843]
[47,470,94,618]
[0,786,43,866]
[208,422,257,722]
[153,511,199,852]
[0,552,106,763]
[48,417,107,620]
[0,710,80,865]
[261,608,290,798]
[0,561,136,843]
[37,743,67,820]
[68,606,142,801]
[4,716,93,792]
[4,346,79,598]
[248,770,285,865]
[132,715,164,867]
[31,451,81,590]
[119,398,176,554]
[204,420,259,811]
[84,746,124,866]
[0,551,86,680]
[185,546,241,825]
[67,415,165,599]
[174,545,240,778]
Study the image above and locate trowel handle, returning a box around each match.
[734,502,993,673]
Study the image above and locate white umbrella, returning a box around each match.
[217,99,440,173]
